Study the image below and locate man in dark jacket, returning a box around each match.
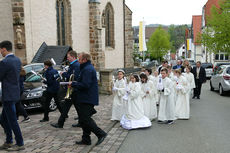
[72,52,107,146]
[192,61,206,99]
[51,51,80,128]
[40,60,62,122]
[0,41,24,151]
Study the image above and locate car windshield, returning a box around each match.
[25,74,42,82]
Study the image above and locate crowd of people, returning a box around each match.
[0,40,107,151]
[111,59,206,130]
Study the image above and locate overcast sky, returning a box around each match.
[125,0,208,26]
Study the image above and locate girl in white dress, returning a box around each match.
[174,69,190,119]
[111,70,126,121]
[157,68,176,124]
[120,74,151,130]
[140,73,157,121]
[182,66,195,100]
[152,70,160,105]
[145,68,154,82]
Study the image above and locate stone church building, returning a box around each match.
[0,0,134,69]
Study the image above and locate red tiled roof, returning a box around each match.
[192,15,202,45]
[205,0,220,25]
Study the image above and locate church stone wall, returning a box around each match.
[24,0,57,63]
[100,0,125,69]
[0,0,14,57]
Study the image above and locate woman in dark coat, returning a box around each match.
[15,66,30,122]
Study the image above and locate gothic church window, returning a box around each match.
[56,0,72,46]
[105,3,115,48]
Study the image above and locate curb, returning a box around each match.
[80,120,118,153]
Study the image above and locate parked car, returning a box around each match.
[210,65,230,95]
[0,64,66,110]
[201,63,213,78]
[213,62,230,74]
[21,72,65,110]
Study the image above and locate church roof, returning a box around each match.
[31,42,72,65]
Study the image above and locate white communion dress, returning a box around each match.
[120,82,151,130]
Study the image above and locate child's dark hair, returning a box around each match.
[145,68,152,75]
[139,73,148,81]
[44,60,53,67]
[132,74,139,82]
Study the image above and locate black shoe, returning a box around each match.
[51,123,63,128]
[197,96,200,99]
[157,120,166,124]
[96,133,107,146]
[167,120,174,125]
[75,140,91,145]
[40,119,49,122]
[192,96,196,99]
[72,123,81,127]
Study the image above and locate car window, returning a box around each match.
[201,64,212,68]
[218,67,226,74]
[226,67,230,75]
[24,66,32,73]
[25,74,42,82]
[33,65,44,71]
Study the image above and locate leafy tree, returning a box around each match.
[168,25,188,53]
[147,26,171,61]
[201,0,230,54]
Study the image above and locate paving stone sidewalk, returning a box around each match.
[0,95,129,153]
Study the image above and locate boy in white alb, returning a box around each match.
[157,68,176,124]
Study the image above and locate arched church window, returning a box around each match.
[105,3,115,48]
[56,0,72,46]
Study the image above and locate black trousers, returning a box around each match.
[58,91,80,126]
[43,91,62,120]
[194,79,202,97]
[15,92,28,119]
[78,103,106,143]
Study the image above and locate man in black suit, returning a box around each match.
[192,61,206,99]
[0,41,25,151]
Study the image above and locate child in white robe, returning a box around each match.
[140,73,157,121]
[157,68,176,124]
[111,70,126,121]
[145,68,154,82]
[152,71,160,105]
[174,69,190,119]
[182,66,195,100]
[120,74,151,130]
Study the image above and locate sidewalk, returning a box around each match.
[0,95,129,153]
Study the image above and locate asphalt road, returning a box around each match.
[118,81,230,153]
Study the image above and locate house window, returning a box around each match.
[105,3,115,48]
[215,51,229,61]
[56,0,72,46]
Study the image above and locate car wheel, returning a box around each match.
[210,81,214,91]
[219,84,225,96]
[49,98,57,111]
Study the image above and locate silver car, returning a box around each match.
[210,65,230,95]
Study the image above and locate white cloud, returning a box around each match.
[125,0,208,25]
